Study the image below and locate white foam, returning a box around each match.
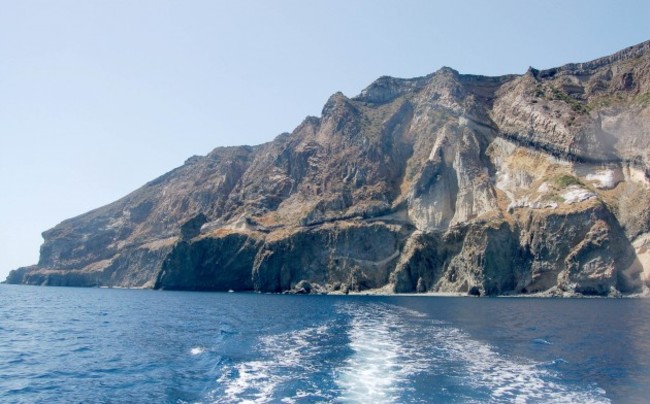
[417,319,609,403]
[335,304,430,403]
[206,303,609,403]
[335,303,609,403]
[208,324,333,403]
[190,347,204,355]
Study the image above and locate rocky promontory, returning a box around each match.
[6,41,650,296]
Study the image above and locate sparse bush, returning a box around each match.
[554,174,582,188]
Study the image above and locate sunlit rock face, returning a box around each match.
[7,40,650,296]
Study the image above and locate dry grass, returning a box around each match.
[140,237,178,250]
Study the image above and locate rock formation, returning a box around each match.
[6,40,650,296]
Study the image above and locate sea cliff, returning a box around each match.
[7,41,650,296]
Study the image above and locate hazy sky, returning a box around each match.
[1,0,649,280]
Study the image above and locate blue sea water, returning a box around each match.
[1,285,649,403]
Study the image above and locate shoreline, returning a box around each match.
[2,282,648,298]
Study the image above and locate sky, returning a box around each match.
[1,0,649,281]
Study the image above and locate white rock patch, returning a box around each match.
[586,168,622,189]
[562,186,596,204]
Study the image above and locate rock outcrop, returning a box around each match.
[6,40,650,296]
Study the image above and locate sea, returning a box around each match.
[1,285,649,403]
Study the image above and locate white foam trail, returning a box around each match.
[337,318,400,402]
[206,302,609,403]
[335,304,428,403]
[208,325,333,403]
[436,326,609,403]
[335,303,609,403]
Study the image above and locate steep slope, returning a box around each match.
[7,40,650,296]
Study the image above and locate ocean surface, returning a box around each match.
[1,285,649,403]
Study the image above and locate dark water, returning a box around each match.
[1,285,649,403]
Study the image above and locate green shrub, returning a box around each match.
[554,174,582,188]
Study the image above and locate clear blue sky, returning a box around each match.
[1,0,649,280]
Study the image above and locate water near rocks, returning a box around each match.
[1,284,649,403]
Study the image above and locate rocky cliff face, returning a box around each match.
[7,41,650,296]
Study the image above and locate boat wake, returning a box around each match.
[206,324,337,403]
[204,302,609,403]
